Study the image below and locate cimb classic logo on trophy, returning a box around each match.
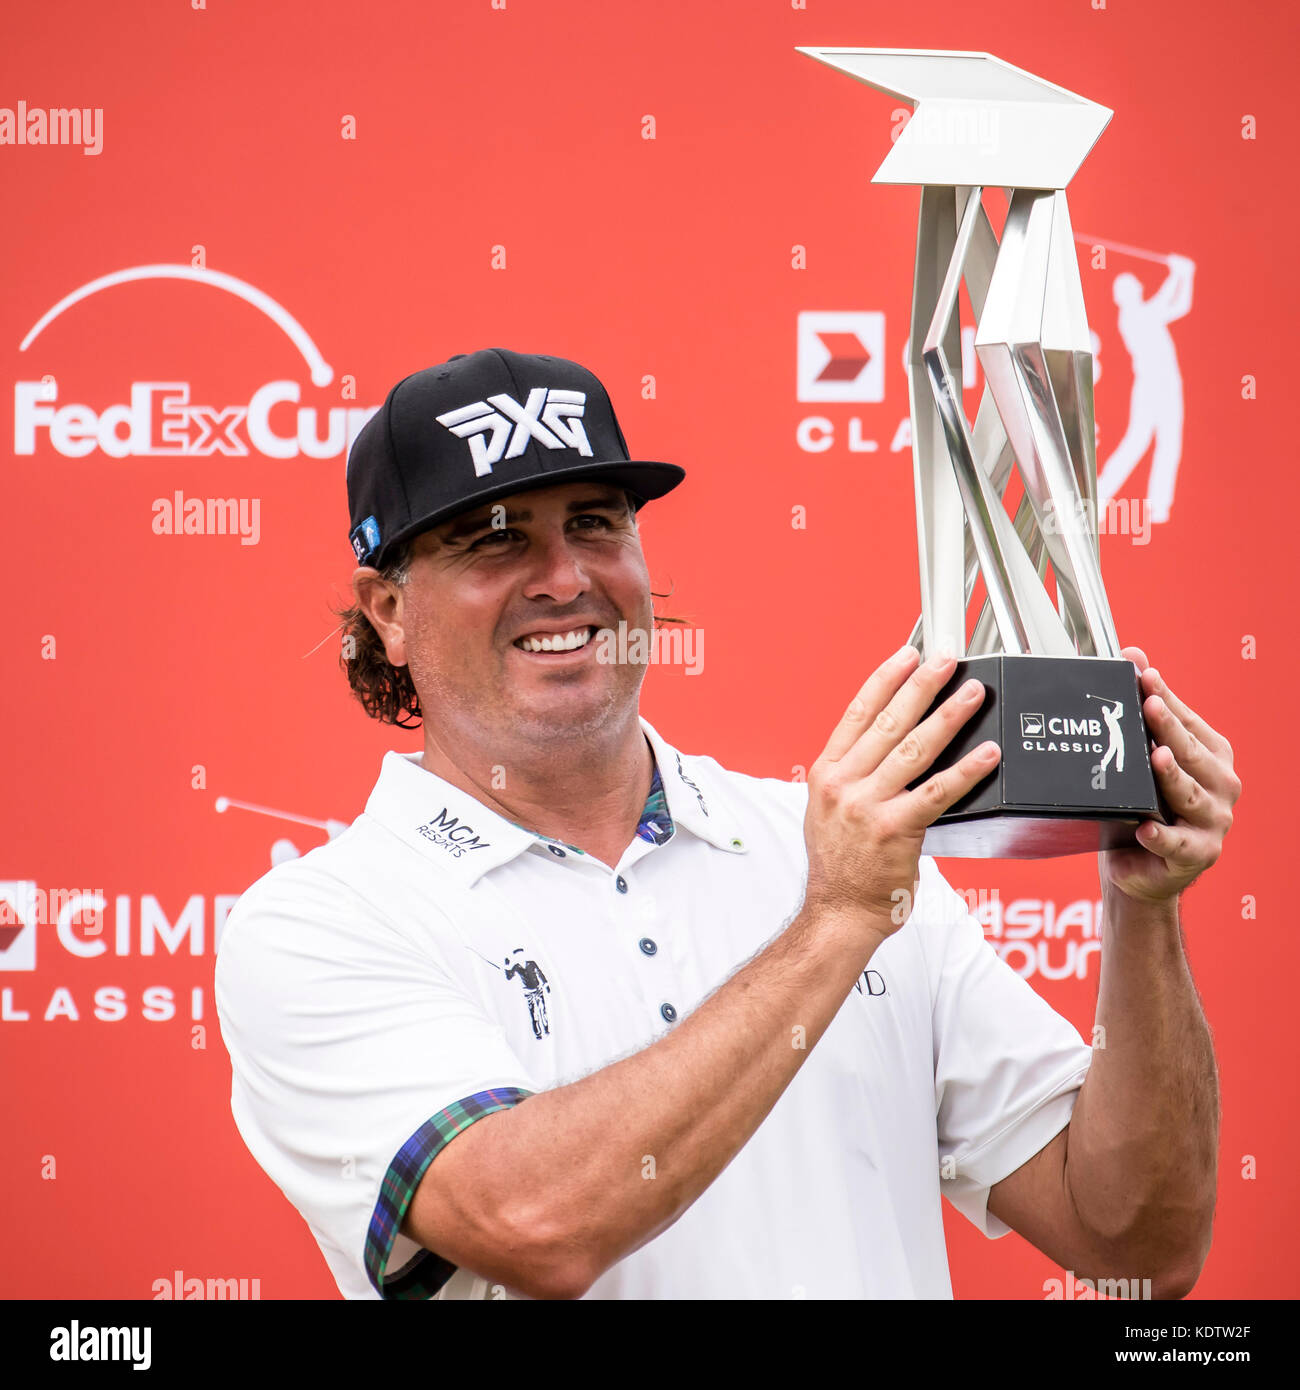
[798,46,1172,857]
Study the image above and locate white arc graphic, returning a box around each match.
[20,264,334,387]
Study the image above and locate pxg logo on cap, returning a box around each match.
[435,387,593,477]
[345,348,688,572]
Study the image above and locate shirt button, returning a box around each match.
[547,845,565,858]
[616,876,628,894]
[660,1002,677,1023]
[638,937,658,956]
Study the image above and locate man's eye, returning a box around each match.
[472,529,517,548]
[471,516,613,549]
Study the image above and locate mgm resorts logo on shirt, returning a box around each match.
[415,809,491,858]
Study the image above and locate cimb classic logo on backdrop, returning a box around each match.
[0,878,235,1029]
[436,388,593,476]
[14,264,379,460]
[796,309,917,455]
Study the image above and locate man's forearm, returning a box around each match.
[405,648,1005,1297]
[1063,889,1219,1290]
[421,903,887,1298]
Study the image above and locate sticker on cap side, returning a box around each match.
[350,515,381,561]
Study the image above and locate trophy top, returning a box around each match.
[795,47,1112,190]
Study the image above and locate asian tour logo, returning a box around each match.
[436,388,592,476]
[14,264,379,460]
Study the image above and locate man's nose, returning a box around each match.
[521,529,593,597]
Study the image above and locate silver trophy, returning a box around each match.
[798,47,1169,857]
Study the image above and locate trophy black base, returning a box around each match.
[909,654,1173,859]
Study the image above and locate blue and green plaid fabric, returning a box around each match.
[365,1087,533,1299]
[635,758,673,845]
[366,751,676,1297]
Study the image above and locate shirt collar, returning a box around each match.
[638,716,749,856]
[362,715,749,886]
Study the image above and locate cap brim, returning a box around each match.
[372,460,685,566]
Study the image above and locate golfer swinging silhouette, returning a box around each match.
[1096,254,1195,527]
[1086,694,1126,775]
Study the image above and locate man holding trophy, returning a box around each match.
[214,52,1239,1301]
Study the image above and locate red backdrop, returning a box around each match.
[1,0,1293,1299]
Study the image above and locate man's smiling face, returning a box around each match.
[368,481,654,746]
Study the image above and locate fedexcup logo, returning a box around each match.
[15,264,378,460]
[436,387,591,476]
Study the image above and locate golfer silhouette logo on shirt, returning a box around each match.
[505,949,551,1039]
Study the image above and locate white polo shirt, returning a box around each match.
[214,714,1093,1300]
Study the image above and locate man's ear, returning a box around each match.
[352,569,408,667]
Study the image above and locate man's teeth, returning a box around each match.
[516,627,594,653]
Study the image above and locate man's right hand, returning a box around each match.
[801,644,999,938]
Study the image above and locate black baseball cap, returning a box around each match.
[346,348,686,568]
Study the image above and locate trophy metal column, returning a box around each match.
[797,48,1169,857]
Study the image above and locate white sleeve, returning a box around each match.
[214,858,540,1298]
[916,857,1094,1238]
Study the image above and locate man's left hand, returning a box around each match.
[1099,646,1242,904]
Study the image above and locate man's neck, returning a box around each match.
[418,716,655,870]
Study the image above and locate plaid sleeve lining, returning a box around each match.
[364,1086,534,1300]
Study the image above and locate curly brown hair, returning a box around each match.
[334,493,691,727]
